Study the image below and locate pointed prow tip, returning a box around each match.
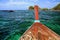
[34,5,40,22]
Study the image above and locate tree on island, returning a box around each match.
[28,6,40,10]
[52,3,60,10]
[29,6,34,10]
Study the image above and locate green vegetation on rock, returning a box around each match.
[28,3,60,10]
[28,6,40,10]
[29,6,34,10]
[52,3,60,10]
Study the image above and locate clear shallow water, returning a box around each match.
[0,10,60,40]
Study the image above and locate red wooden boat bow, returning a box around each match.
[20,5,60,40]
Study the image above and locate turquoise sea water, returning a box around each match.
[0,10,60,40]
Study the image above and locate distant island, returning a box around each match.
[29,6,34,10]
[52,4,60,10]
[28,6,40,10]
[28,3,60,11]
[2,10,14,12]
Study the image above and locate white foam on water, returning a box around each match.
[34,20,40,22]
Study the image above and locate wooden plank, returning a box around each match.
[20,22,60,40]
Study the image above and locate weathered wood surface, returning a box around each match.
[20,22,60,40]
